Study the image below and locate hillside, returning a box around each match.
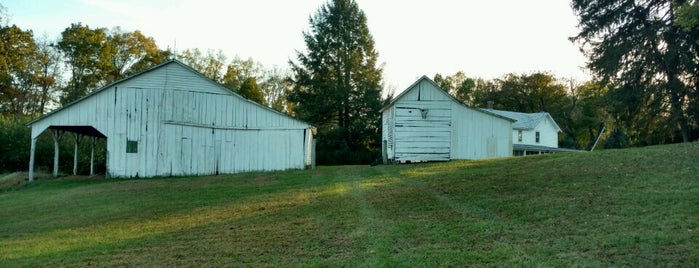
[1,143,698,266]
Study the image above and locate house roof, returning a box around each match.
[380,76,515,122]
[483,109,562,132]
[27,59,314,129]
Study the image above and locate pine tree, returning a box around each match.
[288,0,383,164]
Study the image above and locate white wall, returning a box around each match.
[382,78,512,162]
[451,104,512,159]
[511,117,559,148]
[30,61,312,178]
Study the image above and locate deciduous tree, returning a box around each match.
[57,23,109,104]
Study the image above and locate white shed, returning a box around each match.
[484,109,564,155]
[27,60,315,180]
[381,76,513,163]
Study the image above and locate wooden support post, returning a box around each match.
[51,129,63,177]
[90,136,96,176]
[72,133,82,175]
[28,137,37,182]
[311,138,316,169]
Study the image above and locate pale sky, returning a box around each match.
[4,0,590,93]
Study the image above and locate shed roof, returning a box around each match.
[483,109,561,132]
[380,76,514,122]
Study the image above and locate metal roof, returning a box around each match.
[482,109,562,132]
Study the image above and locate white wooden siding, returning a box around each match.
[393,101,451,162]
[511,118,559,148]
[29,61,312,178]
[450,103,512,159]
[382,76,513,163]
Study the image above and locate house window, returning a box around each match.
[126,140,138,153]
[517,130,523,142]
[535,132,540,143]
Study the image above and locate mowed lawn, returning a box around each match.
[1,143,698,266]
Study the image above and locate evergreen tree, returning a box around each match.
[288,0,383,164]
[571,0,698,143]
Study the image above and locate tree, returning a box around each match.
[57,23,109,104]
[433,72,493,107]
[222,57,263,92]
[0,24,35,115]
[237,77,265,104]
[179,48,226,82]
[104,28,161,80]
[31,37,62,114]
[493,72,568,113]
[288,0,384,164]
[571,0,698,143]
[259,66,289,111]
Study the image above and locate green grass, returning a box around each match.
[1,143,698,266]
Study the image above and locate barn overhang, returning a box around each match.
[28,125,107,182]
[48,125,107,138]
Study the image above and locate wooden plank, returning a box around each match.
[395,147,451,154]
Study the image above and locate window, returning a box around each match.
[517,130,523,142]
[535,132,540,143]
[126,140,138,153]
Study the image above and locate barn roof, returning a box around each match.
[380,75,514,122]
[483,109,561,132]
[27,59,313,129]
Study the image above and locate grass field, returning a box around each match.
[1,143,698,266]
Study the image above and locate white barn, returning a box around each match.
[27,60,315,180]
[484,109,565,155]
[381,76,513,163]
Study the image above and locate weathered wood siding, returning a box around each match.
[388,79,453,162]
[30,61,313,178]
[382,76,513,163]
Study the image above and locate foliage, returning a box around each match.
[179,48,227,82]
[1,143,698,266]
[180,53,289,108]
[57,23,109,104]
[237,77,265,104]
[603,128,631,149]
[434,71,606,149]
[571,0,699,143]
[0,115,107,174]
[104,27,162,80]
[289,0,385,164]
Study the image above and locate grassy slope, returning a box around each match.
[1,143,697,266]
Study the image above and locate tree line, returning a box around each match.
[1,0,698,172]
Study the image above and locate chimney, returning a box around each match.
[487,101,494,110]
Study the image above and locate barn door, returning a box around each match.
[180,137,192,175]
[393,102,451,162]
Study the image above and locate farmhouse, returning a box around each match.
[381,76,513,163]
[483,109,568,155]
[27,60,315,180]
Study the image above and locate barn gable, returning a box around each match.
[27,60,315,180]
[382,76,513,163]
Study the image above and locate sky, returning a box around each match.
[4,0,590,93]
